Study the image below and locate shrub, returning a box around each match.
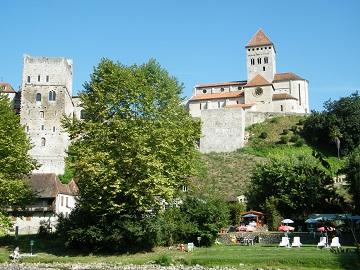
[259,132,268,139]
[270,117,280,123]
[282,129,289,135]
[290,134,300,143]
[297,119,304,125]
[279,135,289,144]
[291,125,298,133]
[155,254,173,266]
[295,138,305,147]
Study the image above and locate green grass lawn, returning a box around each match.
[1,243,359,270]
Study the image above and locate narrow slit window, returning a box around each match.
[36,93,41,102]
[264,57,268,63]
[38,75,40,82]
[46,75,49,82]
[27,76,30,83]
[41,137,46,146]
[40,111,44,118]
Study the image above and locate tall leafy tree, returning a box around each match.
[303,92,360,155]
[0,93,36,234]
[344,146,360,213]
[247,155,338,220]
[63,59,200,215]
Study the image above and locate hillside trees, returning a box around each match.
[59,59,201,251]
[0,94,36,234]
[303,92,360,155]
[247,155,339,220]
[344,146,360,213]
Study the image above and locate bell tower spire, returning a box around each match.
[245,29,276,82]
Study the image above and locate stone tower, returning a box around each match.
[246,29,276,82]
[20,55,74,175]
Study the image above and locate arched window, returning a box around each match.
[49,90,56,101]
[264,57,268,64]
[257,58,262,64]
[41,137,46,146]
[36,93,41,102]
[251,58,255,65]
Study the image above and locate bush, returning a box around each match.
[155,254,173,266]
[290,134,300,143]
[259,132,268,139]
[291,125,298,133]
[282,129,289,135]
[270,117,280,123]
[279,135,289,144]
[56,208,157,252]
[295,138,305,147]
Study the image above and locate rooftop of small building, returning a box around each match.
[26,173,78,198]
[0,82,16,93]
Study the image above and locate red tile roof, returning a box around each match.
[224,103,254,109]
[272,93,298,101]
[190,91,244,101]
[246,29,273,47]
[196,80,247,88]
[273,72,304,82]
[0,82,16,93]
[245,74,272,87]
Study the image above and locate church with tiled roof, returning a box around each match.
[187,29,309,118]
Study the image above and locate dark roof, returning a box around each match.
[273,72,305,82]
[196,80,247,88]
[246,29,273,48]
[26,173,78,198]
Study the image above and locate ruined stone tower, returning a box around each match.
[20,55,74,174]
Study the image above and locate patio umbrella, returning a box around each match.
[242,214,257,218]
[281,219,294,224]
[278,225,295,232]
[305,218,318,224]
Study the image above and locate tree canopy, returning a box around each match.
[63,59,201,215]
[303,92,360,155]
[247,155,339,220]
[344,146,360,213]
[0,93,35,234]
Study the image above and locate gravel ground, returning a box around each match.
[0,264,242,270]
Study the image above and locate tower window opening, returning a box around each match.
[257,58,262,64]
[46,75,49,82]
[41,125,44,130]
[280,105,284,112]
[202,89,207,94]
[269,46,272,49]
[27,76,30,83]
[41,137,46,147]
[40,111,44,118]
[38,75,40,82]
[36,93,41,102]
[25,126,29,132]
[251,58,255,65]
[220,87,224,92]
[264,57,268,63]
[53,126,56,132]
[256,48,259,50]
[49,90,56,101]
[263,66,266,71]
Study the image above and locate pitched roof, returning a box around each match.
[0,82,16,93]
[272,93,298,101]
[26,173,78,198]
[246,29,273,47]
[196,80,247,88]
[190,91,244,101]
[224,103,254,109]
[273,72,305,82]
[245,74,272,87]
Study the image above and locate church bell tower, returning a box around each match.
[246,29,276,82]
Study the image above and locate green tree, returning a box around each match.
[247,155,337,220]
[344,146,360,213]
[303,92,360,155]
[63,59,200,215]
[0,94,36,234]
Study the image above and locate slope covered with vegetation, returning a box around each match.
[191,115,344,199]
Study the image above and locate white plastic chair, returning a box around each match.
[279,236,290,247]
[317,236,327,248]
[291,236,302,247]
[330,237,341,248]
[187,242,194,252]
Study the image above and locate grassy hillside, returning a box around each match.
[191,115,344,199]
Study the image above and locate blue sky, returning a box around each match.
[1,0,359,111]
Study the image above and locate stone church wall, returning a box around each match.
[200,108,245,153]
